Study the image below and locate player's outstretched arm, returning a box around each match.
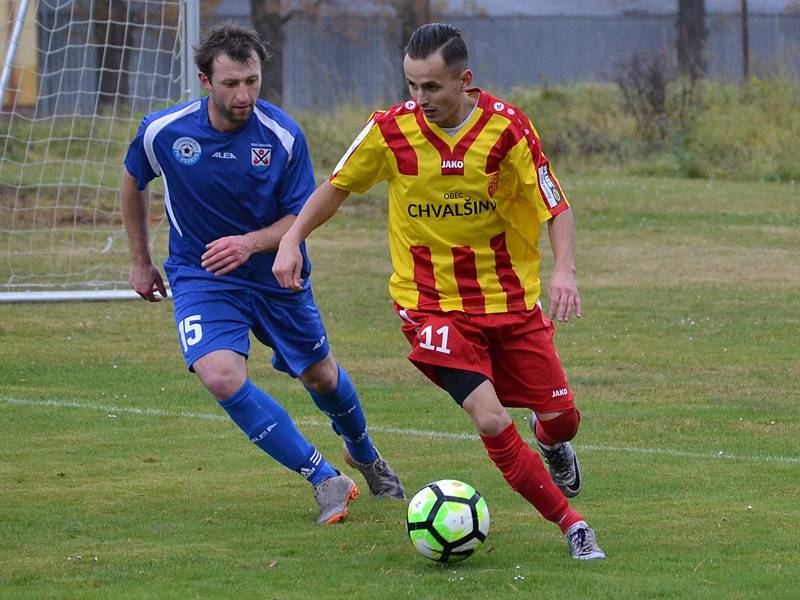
[547,207,582,322]
[273,180,350,290]
[120,168,167,302]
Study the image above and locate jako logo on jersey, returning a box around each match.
[551,388,569,398]
[313,335,326,350]
[212,151,237,159]
[441,160,464,169]
[250,144,271,171]
[172,137,201,165]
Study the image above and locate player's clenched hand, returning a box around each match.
[548,268,582,322]
[202,235,254,276]
[272,239,304,291]
[129,262,168,302]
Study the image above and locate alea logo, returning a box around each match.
[212,151,237,159]
[250,422,277,443]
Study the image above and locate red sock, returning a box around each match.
[556,507,584,533]
[536,408,581,446]
[480,422,583,532]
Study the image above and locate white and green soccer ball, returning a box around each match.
[406,479,490,563]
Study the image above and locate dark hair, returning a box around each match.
[193,22,269,79]
[405,23,468,71]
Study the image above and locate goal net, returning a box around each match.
[0,0,199,301]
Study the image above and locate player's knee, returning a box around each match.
[192,351,247,400]
[472,407,512,437]
[536,407,581,443]
[198,368,246,400]
[299,355,338,394]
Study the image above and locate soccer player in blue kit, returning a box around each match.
[120,23,404,524]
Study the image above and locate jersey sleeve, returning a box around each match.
[506,112,570,223]
[123,117,158,191]
[275,127,316,217]
[329,113,392,194]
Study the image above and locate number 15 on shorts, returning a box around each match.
[178,314,203,353]
[419,324,451,354]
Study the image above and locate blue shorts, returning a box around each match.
[171,287,330,377]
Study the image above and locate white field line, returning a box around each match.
[2,396,799,465]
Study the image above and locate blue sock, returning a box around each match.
[219,380,337,486]
[307,365,377,464]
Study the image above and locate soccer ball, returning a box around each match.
[406,479,490,563]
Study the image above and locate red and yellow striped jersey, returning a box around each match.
[329,88,569,314]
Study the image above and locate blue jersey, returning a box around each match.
[124,97,314,295]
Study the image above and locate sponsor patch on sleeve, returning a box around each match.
[537,165,563,208]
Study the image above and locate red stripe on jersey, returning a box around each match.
[414,108,493,176]
[410,246,441,311]
[414,111,454,173]
[490,232,527,312]
[452,246,486,314]
[485,122,524,174]
[377,116,418,175]
[456,109,493,160]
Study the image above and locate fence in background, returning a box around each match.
[276,12,800,110]
[12,7,800,113]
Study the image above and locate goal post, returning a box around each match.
[0,0,199,302]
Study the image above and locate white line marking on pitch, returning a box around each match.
[2,396,799,465]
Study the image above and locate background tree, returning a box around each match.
[675,0,707,80]
[741,0,750,83]
[249,0,330,104]
[92,0,130,110]
[392,0,434,96]
[249,0,472,105]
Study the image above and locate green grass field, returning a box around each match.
[1,175,799,599]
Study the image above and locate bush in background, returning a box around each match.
[298,77,799,183]
[510,75,798,182]
[296,106,371,172]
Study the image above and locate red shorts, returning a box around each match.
[395,303,575,413]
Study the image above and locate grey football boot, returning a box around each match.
[565,521,606,560]
[529,414,582,498]
[314,472,359,525]
[343,445,406,500]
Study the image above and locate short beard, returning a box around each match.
[211,93,252,125]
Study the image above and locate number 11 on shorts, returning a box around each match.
[419,325,451,354]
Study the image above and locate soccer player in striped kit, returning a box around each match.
[274,23,605,559]
[121,23,404,525]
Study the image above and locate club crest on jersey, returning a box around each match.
[250,144,272,171]
[487,171,500,198]
[172,137,201,165]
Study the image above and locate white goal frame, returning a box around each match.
[0,0,199,302]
